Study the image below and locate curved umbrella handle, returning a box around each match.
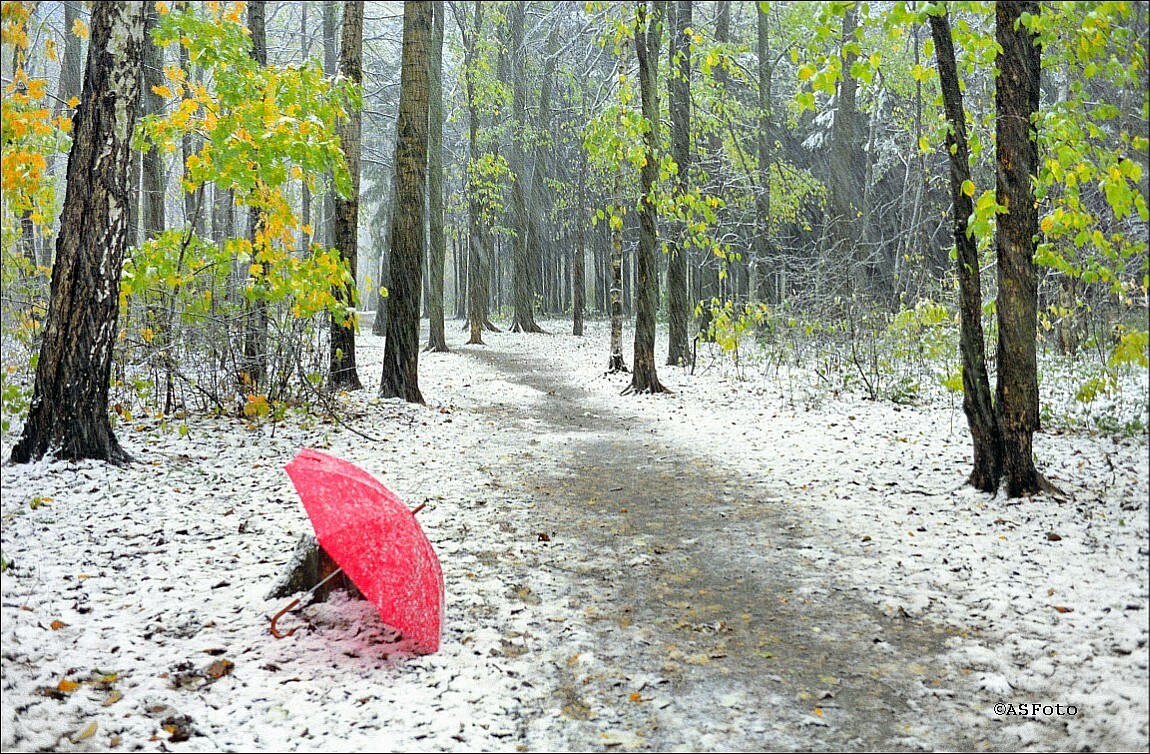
[270,598,301,639]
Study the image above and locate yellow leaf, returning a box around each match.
[152,84,174,99]
[58,679,81,693]
[66,96,80,109]
[1040,215,1054,234]
[961,179,975,197]
[73,722,98,742]
[155,1,170,13]
[71,19,88,39]
[50,620,67,630]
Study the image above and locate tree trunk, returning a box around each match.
[380,1,431,403]
[322,1,339,252]
[141,6,165,239]
[995,1,1046,497]
[573,146,587,337]
[11,2,145,465]
[828,4,863,293]
[372,164,396,336]
[425,2,449,352]
[508,1,544,333]
[300,3,312,252]
[756,2,773,303]
[242,0,269,389]
[628,1,668,394]
[329,0,364,390]
[608,165,628,373]
[54,1,84,119]
[666,0,691,365]
[929,7,1002,492]
[461,0,487,345]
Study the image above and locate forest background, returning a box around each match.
[0,0,1147,469]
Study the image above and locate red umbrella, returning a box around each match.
[280,448,444,654]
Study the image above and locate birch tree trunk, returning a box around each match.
[11,2,145,465]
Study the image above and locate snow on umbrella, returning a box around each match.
[279,447,444,654]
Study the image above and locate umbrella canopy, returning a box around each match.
[284,448,444,653]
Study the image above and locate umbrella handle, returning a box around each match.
[268,566,346,639]
[270,598,301,639]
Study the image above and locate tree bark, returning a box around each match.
[608,165,628,373]
[508,0,544,333]
[242,0,269,389]
[329,0,364,390]
[141,5,165,240]
[929,7,1002,492]
[573,143,587,337]
[628,1,669,394]
[995,1,1046,497]
[828,3,863,292]
[460,0,487,345]
[11,2,145,465]
[755,1,772,303]
[425,2,449,352]
[666,0,691,365]
[380,1,432,403]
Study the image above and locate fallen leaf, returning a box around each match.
[630,692,642,702]
[1046,532,1062,541]
[72,722,97,742]
[204,659,234,679]
[50,620,67,630]
[57,679,80,693]
[814,707,824,717]
[1052,605,1074,613]
[104,690,123,706]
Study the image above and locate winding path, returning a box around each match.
[462,343,998,751]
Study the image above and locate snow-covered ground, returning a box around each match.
[2,319,1147,752]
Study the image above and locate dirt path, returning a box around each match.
[462,343,1000,751]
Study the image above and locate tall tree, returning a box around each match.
[141,4,165,240]
[994,1,1047,496]
[457,0,489,345]
[329,0,364,390]
[827,3,863,292]
[242,0,269,387]
[695,2,727,338]
[755,1,772,303]
[299,2,313,251]
[54,1,84,120]
[929,5,1001,492]
[666,0,691,365]
[380,1,432,402]
[508,0,544,333]
[425,1,449,352]
[573,133,587,337]
[628,0,669,394]
[11,2,145,465]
